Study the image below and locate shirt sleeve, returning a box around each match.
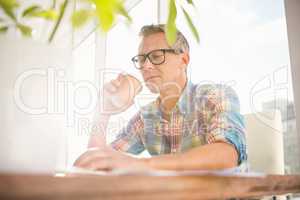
[195,84,247,165]
[110,112,145,155]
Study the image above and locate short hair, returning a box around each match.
[139,24,190,53]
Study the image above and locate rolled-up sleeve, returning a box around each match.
[110,112,145,155]
[195,84,247,165]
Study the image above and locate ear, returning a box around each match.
[181,52,190,67]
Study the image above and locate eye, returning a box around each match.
[150,54,162,60]
[151,50,164,57]
[149,51,164,60]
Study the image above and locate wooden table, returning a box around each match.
[0,173,300,200]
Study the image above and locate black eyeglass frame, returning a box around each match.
[131,48,183,70]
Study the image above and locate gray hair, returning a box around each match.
[139,24,190,53]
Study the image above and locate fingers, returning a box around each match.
[80,156,112,171]
[104,82,118,93]
[73,147,118,171]
[104,74,124,93]
[117,73,125,81]
[111,78,121,88]
[73,148,106,167]
[73,147,140,171]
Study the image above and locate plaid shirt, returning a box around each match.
[111,82,248,171]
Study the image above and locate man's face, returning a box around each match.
[137,32,188,93]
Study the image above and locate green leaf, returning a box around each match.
[181,6,199,43]
[0,25,8,33]
[90,0,130,32]
[0,0,19,21]
[166,0,177,46]
[115,1,132,22]
[16,23,32,37]
[71,9,94,28]
[92,0,116,32]
[22,5,57,20]
[33,9,58,20]
[22,5,41,17]
[186,0,195,6]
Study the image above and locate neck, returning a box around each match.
[159,76,187,115]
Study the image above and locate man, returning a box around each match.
[74,24,247,172]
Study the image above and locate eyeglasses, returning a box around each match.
[131,48,182,70]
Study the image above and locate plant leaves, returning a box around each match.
[71,9,94,28]
[0,25,8,33]
[92,0,116,32]
[48,0,68,43]
[181,6,199,43]
[22,5,57,20]
[0,0,19,21]
[166,0,177,46]
[33,9,58,20]
[115,1,132,22]
[22,5,41,17]
[90,0,130,32]
[186,0,195,6]
[16,23,32,37]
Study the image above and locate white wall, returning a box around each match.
[284,0,300,157]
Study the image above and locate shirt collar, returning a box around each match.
[141,81,194,118]
[177,81,194,116]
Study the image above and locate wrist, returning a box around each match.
[139,154,184,171]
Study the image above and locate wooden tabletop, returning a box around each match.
[0,173,300,200]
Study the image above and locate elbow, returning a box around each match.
[221,143,239,168]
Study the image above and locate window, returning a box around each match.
[67,0,300,174]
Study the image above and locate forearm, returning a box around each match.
[142,143,238,170]
[88,114,111,148]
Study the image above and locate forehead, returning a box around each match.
[138,32,170,54]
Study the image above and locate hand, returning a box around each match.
[101,74,142,115]
[73,146,150,171]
